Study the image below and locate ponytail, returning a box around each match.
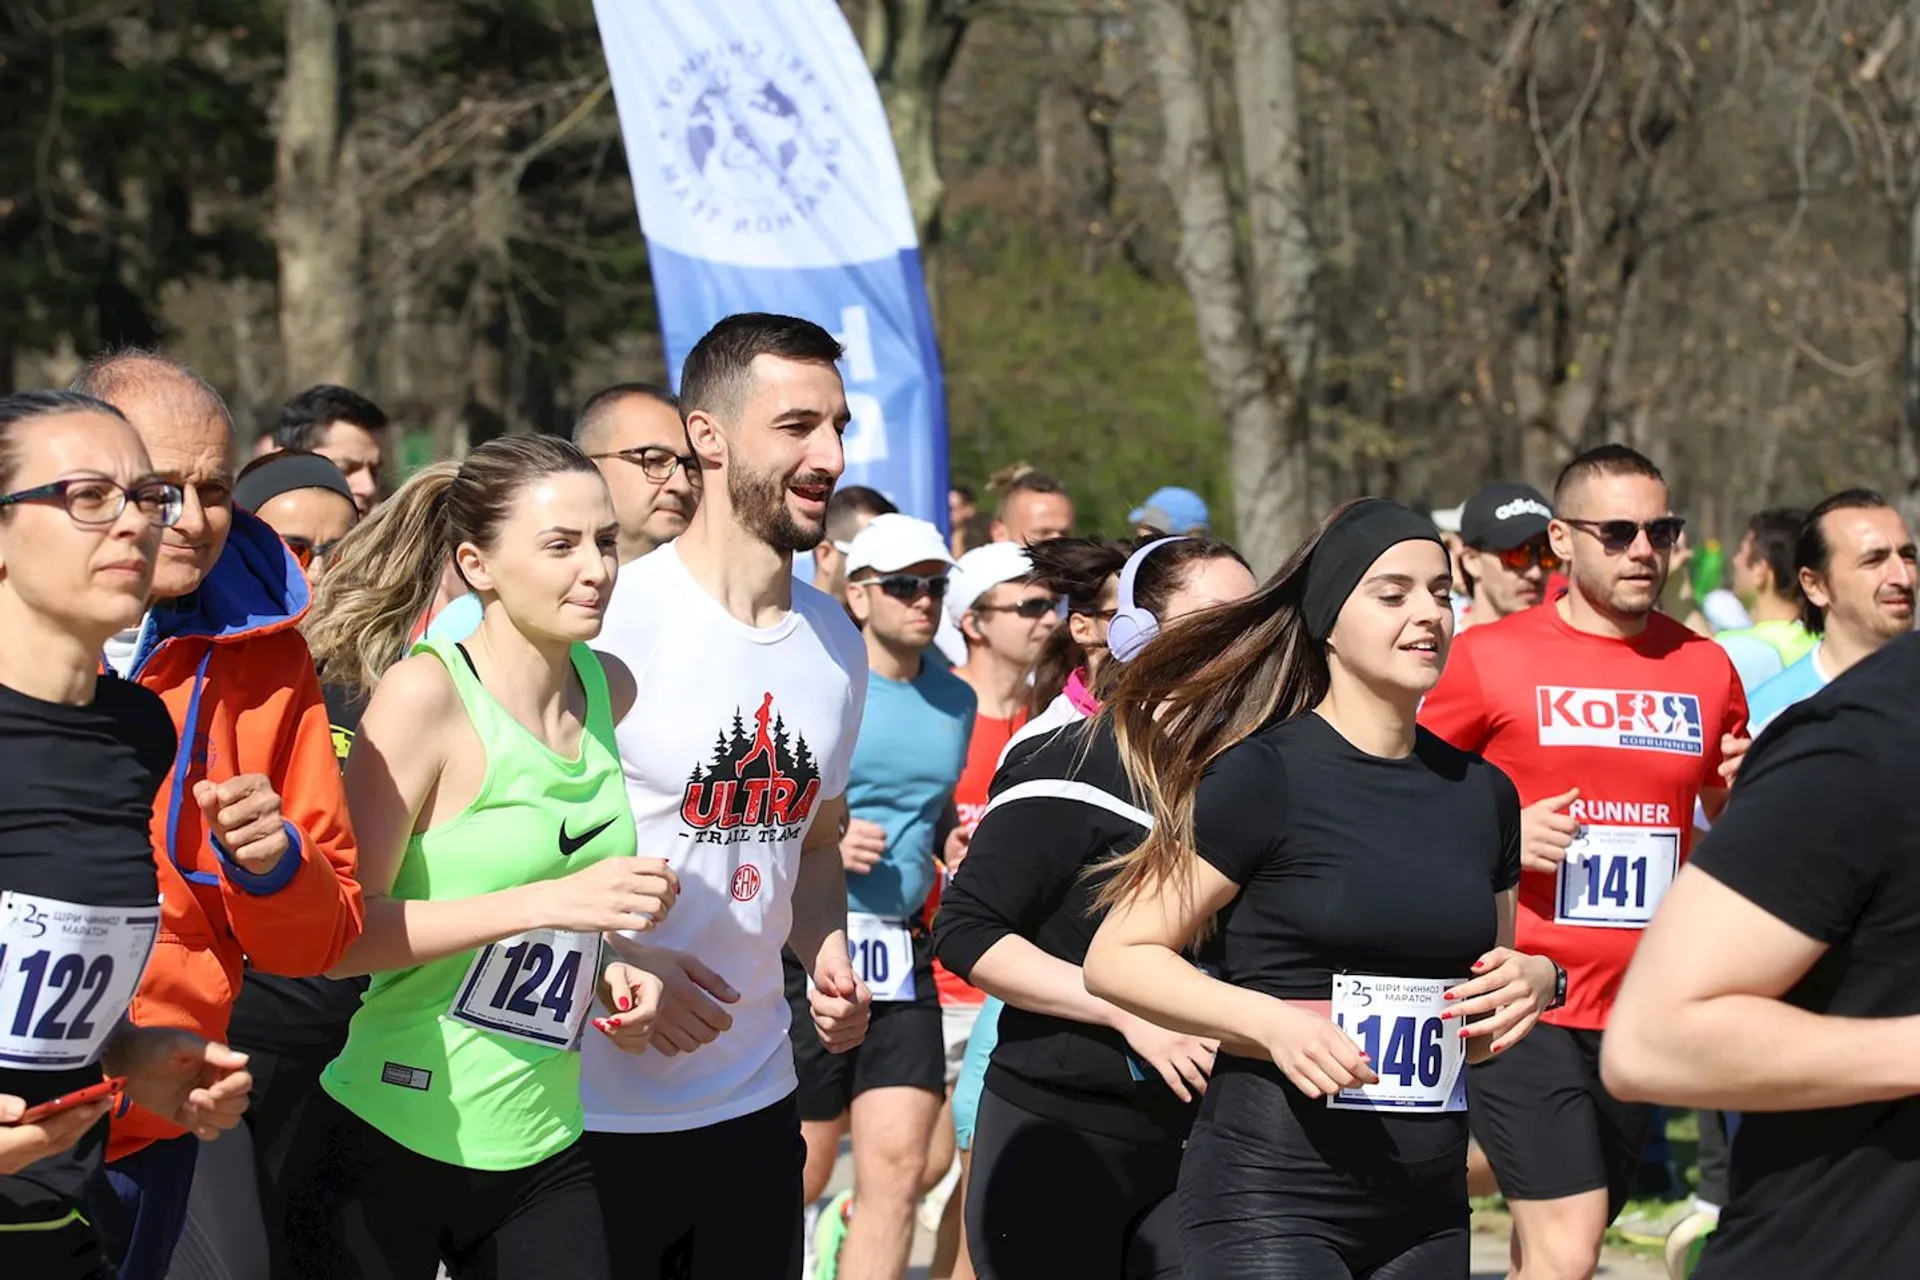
[305,461,458,695]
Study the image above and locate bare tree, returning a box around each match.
[275,0,365,389]
[861,0,972,244]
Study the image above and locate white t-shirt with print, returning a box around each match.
[582,542,868,1133]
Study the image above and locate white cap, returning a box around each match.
[946,542,1035,625]
[1431,504,1465,535]
[844,513,956,576]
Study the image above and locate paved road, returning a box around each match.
[827,1148,1669,1279]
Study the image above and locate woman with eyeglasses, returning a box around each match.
[0,390,253,1278]
[934,535,1258,1280]
[170,450,366,1280]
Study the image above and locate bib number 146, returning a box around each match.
[1328,974,1466,1113]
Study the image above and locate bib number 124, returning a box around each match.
[448,928,597,1049]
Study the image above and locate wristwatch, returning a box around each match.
[1544,961,1569,1011]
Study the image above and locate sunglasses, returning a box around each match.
[1487,542,1563,573]
[973,596,1060,620]
[283,534,344,569]
[1561,516,1686,553]
[862,573,950,602]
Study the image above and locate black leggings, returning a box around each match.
[965,1082,1185,1280]
[283,1092,609,1280]
[169,1042,335,1280]
[1178,1067,1468,1279]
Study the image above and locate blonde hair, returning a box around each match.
[305,435,601,694]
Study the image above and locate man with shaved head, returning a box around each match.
[583,313,873,1278]
[69,350,364,1280]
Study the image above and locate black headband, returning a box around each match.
[234,452,355,514]
[1302,499,1445,641]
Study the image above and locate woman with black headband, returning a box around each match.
[1082,499,1563,1278]
[934,534,1256,1280]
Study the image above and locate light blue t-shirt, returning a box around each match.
[1746,647,1832,736]
[845,661,976,918]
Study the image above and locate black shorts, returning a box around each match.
[583,1094,805,1280]
[1467,1021,1651,1217]
[784,937,943,1123]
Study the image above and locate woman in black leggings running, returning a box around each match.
[0,391,251,1278]
[1083,499,1563,1279]
[935,534,1256,1280]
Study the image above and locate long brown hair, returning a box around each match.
[1093,500,1368,913]
[1023,536,1134,716]
[305,435,601,694]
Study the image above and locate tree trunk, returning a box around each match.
[1141,0,1305,574]
[1900,167,1920,529]
[274,0,364,390]
[861,0,967,248]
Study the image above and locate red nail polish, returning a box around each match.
[1459,1027,1471,1038]
[1493,1043,1505,1053]
[1443,992,1455,1001]
[1472,961,1485,971]
[616,996,631,1012]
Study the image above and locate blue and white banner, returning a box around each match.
[592,0,950,528]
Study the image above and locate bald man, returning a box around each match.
[69,350,363,1280]
[574,382,701,564]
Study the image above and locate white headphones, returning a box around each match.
[1105,537,1190,663]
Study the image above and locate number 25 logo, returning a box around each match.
[1346,979,1373,1008]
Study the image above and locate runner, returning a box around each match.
[581,312,872,1280]
[266,385,390,516]
[169,449,363,1280]
[1081,499,1559,1277]
[797,514,974,1280]
[934,535,1255,1280]
[1711,507,1815,691]
[987,468,1074,547]
[1419,445,1748,1280]
[574,382,701,565]
[911,540,1057,1275]
[284,435,678,1279]
[1651,489,1917,1278]
[0,390,251,1278]
[1454,481,1557,632]
[1747,488,1916,733]
[814,485,898,606]
[71,351,364,1280]
[1602,633,1920,1279]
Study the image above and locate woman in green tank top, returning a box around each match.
[284,436,678,1280]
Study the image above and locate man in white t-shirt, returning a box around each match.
[583,312,874,1279]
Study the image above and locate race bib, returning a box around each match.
[1555,825,1679,928]
[448,929,599,1050]
[847,912,916,1002]
[0,892,159,1071]
[1328,974,1466,1113]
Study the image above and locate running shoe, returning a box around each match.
[1665,1207,1719,1280]
[1616,1198,1697,1246]
[811,1189,852,1280]
[918,1153,961,1235]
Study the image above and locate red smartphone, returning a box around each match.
[14,1077,125,1125]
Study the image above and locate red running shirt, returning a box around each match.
[1419,604,1747,1029]
[928,709,1025,1006]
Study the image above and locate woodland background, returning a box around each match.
[8,0,1920,566]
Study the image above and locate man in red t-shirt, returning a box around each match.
[1421,444,1749,1280]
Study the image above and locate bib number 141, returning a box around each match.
[1555,826,1679,928]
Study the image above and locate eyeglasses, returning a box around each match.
[282,534,344,570]
[0,477,184,528]
[590,446,699,483]
[1487,542,1563,573]
[973,596,1060,620]
[860,573,950,602]
[1562,516,1686,553]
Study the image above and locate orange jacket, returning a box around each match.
[109,509,364,1159]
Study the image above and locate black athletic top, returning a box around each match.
[0,675,174,1225]
[224,679,368,1056]
[1689,635,1920,1280]
[935,720,1199,1143]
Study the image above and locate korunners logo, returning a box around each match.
[1536,686,1704,755]
[681,693,821,845]
[656,42,845,241]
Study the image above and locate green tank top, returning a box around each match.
[321,637,636,1170]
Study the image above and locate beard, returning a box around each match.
[729,457,832,553]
